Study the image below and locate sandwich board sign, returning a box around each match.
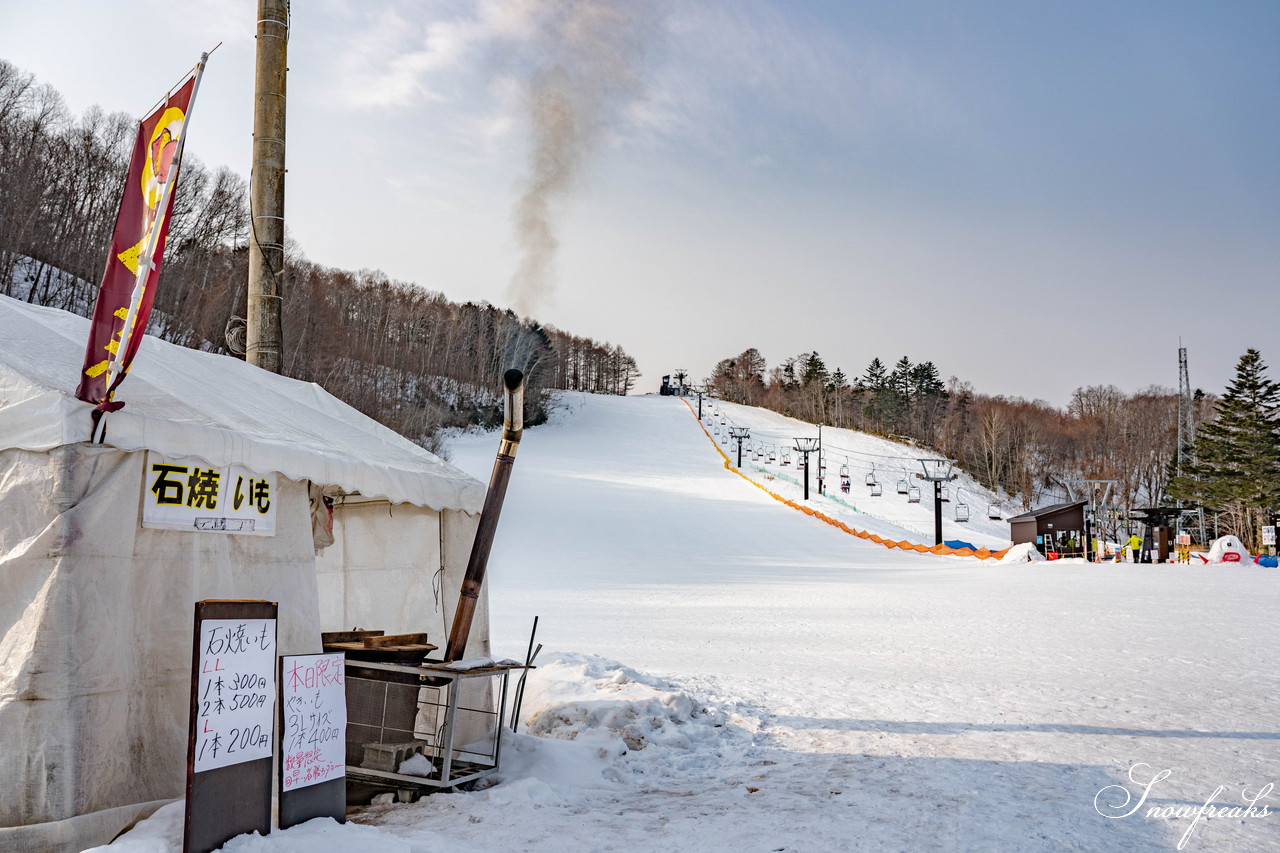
[279,652,347,828]
[184,600,277,853]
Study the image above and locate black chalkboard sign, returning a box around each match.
[184,600,278,853]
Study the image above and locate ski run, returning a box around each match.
[98,392,1278,853]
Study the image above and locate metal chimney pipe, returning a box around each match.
[444,369,525,662]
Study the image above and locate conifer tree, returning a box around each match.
[889,356,914,397]
[801,352,828,386]
[909,361,945,398]
[1169,348,1280,549]
[862,357,887,389]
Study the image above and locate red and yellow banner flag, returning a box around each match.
[75,69,199,408]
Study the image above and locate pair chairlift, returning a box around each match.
[801,456,986,524]
[835,461,850,493]
[895,473,941,502]
[933,481,971,522]
[865,468,883,497]
[701,418,995,524]
[859,463,973,522]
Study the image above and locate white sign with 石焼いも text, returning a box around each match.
[141,451,276,535]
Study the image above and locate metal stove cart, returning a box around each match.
[326,633,528,798]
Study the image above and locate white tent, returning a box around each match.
[0,295,488,851]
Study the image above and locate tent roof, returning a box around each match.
[0,295,484,512]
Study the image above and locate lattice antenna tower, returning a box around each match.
[1176,343,1194,479]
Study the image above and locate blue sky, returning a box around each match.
[2,0,1277,403]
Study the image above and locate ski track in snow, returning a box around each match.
[99,393,1280,853]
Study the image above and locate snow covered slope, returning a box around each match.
[96,392,1279,853]
[696,397,1013,549]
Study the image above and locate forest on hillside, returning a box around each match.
[0,60,638,450]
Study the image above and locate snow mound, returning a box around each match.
[1206,535,1251,563]
[82,801,185,853]
[397,753,434,776]
[80,804,404,853]
[220,818,406,853]
[517,652,739,782]
[999,542,1046,563]
[522,652,727,749]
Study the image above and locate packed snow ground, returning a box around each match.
[99,393,1278,852]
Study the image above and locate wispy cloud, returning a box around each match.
[647,1,955,159]
[326,4,488,108]
[143,0,258,48]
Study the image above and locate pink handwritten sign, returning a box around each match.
[280,653,346,790]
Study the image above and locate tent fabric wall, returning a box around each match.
[315,500,488,659]
[0,444,322,853]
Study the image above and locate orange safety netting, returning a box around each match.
[682,399,1008,561]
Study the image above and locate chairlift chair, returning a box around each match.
[940,486,951,503]
[780,450,791,466]
[955,502,970,523]
[896,478,909,495]
[839,462,850,479]
[987,503,1001,521]
[907,485,921,503]
[865,470,877,487]
[841,478,851,493]
[869,481,883,497]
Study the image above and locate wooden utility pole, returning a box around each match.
[247,0,288,373]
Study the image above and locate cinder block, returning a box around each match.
[361,740,429,772]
